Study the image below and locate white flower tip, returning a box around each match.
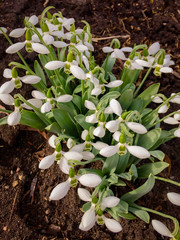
[78,174,102,188]
[167,192,180,206]
[152,220,173,238]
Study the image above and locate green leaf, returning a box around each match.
[101,56,116,79]
[118,212,136,220]
[0,116,8,125]
[75,114,93,130]
[98,91,120,107]
[112,200,129,214]
[150,150,165,161]
[137,162,169,178]
[45,122,61,134]
[118,172,132,181]
[53,109,78,137]
[129,207,150,223]
[82,202,91,212]
[138,83,160,108]
[20,110,46,130]
[151,129,175,149]
[138,128,161,150]
[34,60,46,85]
[59,47,67,61]
[107,209,120,221]
[115,179,126,186]
[116,153,130,174]
[120,68,140,90]
[119,89,133,110]
[129,98,144,112]
[121,174,155,203]
[72,95,82,112]
[102,154,119,175]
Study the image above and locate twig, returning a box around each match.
[8,191,18,226]
[92,35,130,42]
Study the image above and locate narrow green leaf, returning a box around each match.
[102,154,119,175]
[116,153,130,174]
[20,110,46,130]
[34,60,46,85]
[75,114,93,130]
[119,89,133,110]
[121,174,155,203]
[151,129,175,150]
[118,212,136,220]
[0,116,8,125]
[129,207,150,223]
[82,202,91,212]
[138,128,161,150]
[45,122,61,134]
[150,150,165,161]
[137,162,169,178]
[101,56,116,79]
[53,109,78,137]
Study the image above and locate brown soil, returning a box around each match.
[0,0,180,240]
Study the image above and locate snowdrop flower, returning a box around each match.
[78,188,122,232]
[163,113,180,138]
[152,220,173,238]
[102,46,132,60]
[32,90,73,113]
[7,99,21,126]
[169,93,180,104]
[100,131,150,159]
[9,15,38,38]
[45,60,86,80]
[49,178,71,201]
[39,135,83,170]
[0,92,14,105]
[1,68,41,94]
[151,95,164,103]
[167,192,180,206]
[0,27,7,34]
[105,99,147,134]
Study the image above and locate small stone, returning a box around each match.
[12,180,18,187]
[3,226,7,231]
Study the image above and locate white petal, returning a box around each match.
[152,220,173,237]
[103,216,122,233]
[82,151,95,160]
[135,59,152,67]
[29,15,38,25]
[6,42,25,54]
[56,94,73,102]
[121,47,132,52]
[81,130,88,140]
[45,60,66,70]
[106,80,123,88]
[31,34,40,43]
[102,47,113,53]
[48,135,58,148]
[62,18,75,31]
[84,42,94,51]
[75,44,88,52]
[91,87,102,96]
[110,99,122,116]
[78,174,102,187]
[43,34,54,45]
[70,65,85,80]
[167,192,180,206]
[81,206,96,229]
[105,119,120,133]
[174,128,180,137]
[31,43,50,54]
[39,154,55,169]
[3,68,12,78]
[0,93,14,105]
[79,220,95,231]
[113,131,121,142]
[93,126,105,138]
[53,41,69,48]
[22,98,42,110]
[174,113,180,121]
[169,94,180,104]
[160,67,173,73]
[101,196,120,210]
[49,180,70,200]
[78,188,91,202]
[64,151,83,161]
[7,110,21,126]
[59,157,70,174]
[41,101,52,113]
[158,104,169,113]
[126,145,150,159]
[32,90,46,99]
[125,122,147,134]
[9,28,25,38]
[51,30,65,38]
[0,81,14,94]
[104,106,113,114]
[21,75,41,84]
[92,142,108,150]
[99,145,119,157]
[82,55,89,70]
[111,49,126,60]
[70,143,85,152]
[131,61,144,70]
[0,27,7,33]
[164,117,179,125]
[151,96,163,103]
[148,42,160,55]
[85,113,97,123]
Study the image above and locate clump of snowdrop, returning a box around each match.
[0,6,180,237]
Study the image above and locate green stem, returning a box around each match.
[134,67,152,97]
[152,110,180,127]
[154,176,180,187]
[0,27,32,73]
[133,205,179,236]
